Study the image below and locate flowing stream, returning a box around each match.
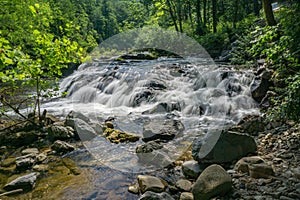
[41,57,259,199]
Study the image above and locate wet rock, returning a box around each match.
[192,164,232,200]
[105,121,114,129]
[138,191,174,200]
[142,119,184,142]
[47,125,74,141]
[1,157,16,167]
[16,154,36,170]
[3,172,39,192]
[182,160,202,179]
[128,184,140,194]
[234,115,265,135]
[180,192,194,200]
[21,148,39,155]
[62,158,81,175]
[175,179,192,192]
[192,130,257,164]
[249,163,275,178]
[73,118,97,141]
[64,111,91,129]
[234,156,265,174]
[136,141,163,153]
[103,128,140,143]
[132,89,155,107]
[137,175,167,193]
[250,76,271,103]
[51,140,75,154]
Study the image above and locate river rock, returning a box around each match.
[180,192,194,200]
[16,154,36,170]
[249,163,275,178]
[192,164,232,200]
[182,160,202,179]
[250,76,271,103]
[73,118,97,141]
[47,125,74,141]
[234,115,265,135]
[175,179,192,192]
[22,148,39,155]
[128,184,140,194]
[51,140,75,154]
[144,102,181,114]
[142,119,184,142]
[64,111,91,129]
[3,172,39,192]
[33,164,49,172]
[292,167,300,179]
[103,128,140,143]
[138,191,175,200]
[137,175,167,193]
[192,130,257,164]
[234,156,265,174]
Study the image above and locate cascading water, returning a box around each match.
[43,57,259,173]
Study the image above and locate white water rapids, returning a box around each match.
[42,57,259,172]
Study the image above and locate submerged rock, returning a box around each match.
[142,119,184,142]
[137,175,167,193]
[138,191,175,200]
[21,148,39,156]
[192,164,232,200]
[103,128,140,143]
[3,172,39,192]
[192,130,257,164]
[16,154,36,170]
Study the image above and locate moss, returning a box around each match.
[103,128,140,144]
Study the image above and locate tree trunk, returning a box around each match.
[233,0,239,29]
[262,0,276,26]
[166,0,179,32]
[203,0,207,26]
[212,0,217,33]
[253,0,260,16]
[195,0,203,35]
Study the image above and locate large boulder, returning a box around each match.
[192,130,257,164]
[250,75,271,103]
[3,172,39,192]
[73,118,97,141]
[138,191,174,200]
[142,119,184,142]
[192,164,232,200]
[138,175,167,193]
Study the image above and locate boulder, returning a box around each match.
[234,156,265,174]
[180,192,194,200]
[3,172,39,192]
[51,140,75,154]
[175,179,192,192]
[249,163,274,178]
[250,76,271,103]
[182,160,202,179]
[192,164,232,200]
[103,128,140,143]
[144,102,181,114]
[47,125,74,141]
[192,130,257,164]
[64,111,91,129]
[73,118,97,141]
[138,175,167,193]
[142,119,184,142]
[138,191,174,200]
[16,154,36,170]
[128,184,140,194]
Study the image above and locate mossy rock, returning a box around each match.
[103,128,140,144]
